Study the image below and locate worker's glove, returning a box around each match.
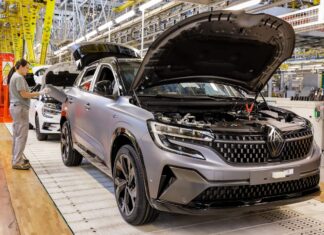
[39,87,51,95]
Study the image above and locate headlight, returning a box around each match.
[42,103,60,118]
[148,121,214,160]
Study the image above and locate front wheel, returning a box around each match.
[61,121,83,166]
[113,145,159,225]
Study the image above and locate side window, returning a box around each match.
[79,67,96,91]
[93,66,116,96]
[36,69,46,76]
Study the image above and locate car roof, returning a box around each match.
[86,57,142,68]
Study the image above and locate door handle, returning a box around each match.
[84,103,91,110]
[68,97,74,104]
[113,114,118,119]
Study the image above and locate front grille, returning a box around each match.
[282,136,313,161]
[212,129,313,164]
[193,174,319,205]
[283,129,312,139]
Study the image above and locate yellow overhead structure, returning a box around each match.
[19,1,38,63]
[39,0,55,65]
[113,0,145,13]
[0,0,55,64]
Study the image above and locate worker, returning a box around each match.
[8,59,49,170]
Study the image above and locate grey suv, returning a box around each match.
[56,11,321,225]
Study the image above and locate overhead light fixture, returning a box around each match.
[67,42,75,47]
[115,10,135,24]
[75,36,85,43]
[33,43,41,50]
[98,21,113,32]
[54,50,62,56]
[225,0,261,10]
[60,46,68,51]
[85,30,97,40]
[139,0,163,11]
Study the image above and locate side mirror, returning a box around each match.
[94,80,113,96]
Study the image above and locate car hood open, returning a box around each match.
[130,11,295,93]
[70,42,141,70]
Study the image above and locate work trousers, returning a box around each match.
[9,104,29,165]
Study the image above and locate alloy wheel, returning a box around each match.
[61,124,69,161]
[114,154,137,216]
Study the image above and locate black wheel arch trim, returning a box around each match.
[111,127,152,205]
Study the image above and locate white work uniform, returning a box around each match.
[9,72,30,165]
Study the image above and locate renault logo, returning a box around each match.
[267,126,285,158]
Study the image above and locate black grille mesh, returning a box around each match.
[213,142,270,164]
[212,130,313,164]
[282,137,313,161]
[193,174,319,204]
[283,129,312,139]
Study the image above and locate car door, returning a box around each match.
[80,63,120,161]
[67,66,98,148]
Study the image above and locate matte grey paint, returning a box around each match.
[131,11,295,93]
[59,11,321,215]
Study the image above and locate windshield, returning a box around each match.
[138,82,244,98]
[118,61,141,91]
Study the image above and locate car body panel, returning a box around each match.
[70,42,141,70]
[59,11,320,219]
[32,65,50,84]
[131,11,295,93]
[29,62,79,135]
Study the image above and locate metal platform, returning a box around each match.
[5,124,324,235]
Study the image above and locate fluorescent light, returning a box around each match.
[75,36,85,43]
[98,21,113,31]
[139,0,163,11]
[33,43,41,50]
[61,46,68,51]
[67,42,75,47]
[225,0,261,10]
[85,30,97,40]
[54,49,62,56]
[115,10,135,24]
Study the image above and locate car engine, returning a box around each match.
[152,106,309,133]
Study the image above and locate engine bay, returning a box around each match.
[152,105,308,133]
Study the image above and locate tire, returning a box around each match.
[35,114,47,141]
[61,121,83,166]
[113,145,159,225]
[29,123,33,130]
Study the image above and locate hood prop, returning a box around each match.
[132,90,141,108]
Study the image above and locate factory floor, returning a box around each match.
[0,123,323,235]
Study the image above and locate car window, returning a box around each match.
[79,67,96,92]
[93,65,116,96]
[118,61,140,91]
[36,69,46,76]
[139,82,244,98]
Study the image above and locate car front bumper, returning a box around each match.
[140,133,322,211]
[150,185,320,215]
[39,114,61,134]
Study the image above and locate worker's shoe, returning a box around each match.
[12,159,31,170]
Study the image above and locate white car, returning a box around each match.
[32,65,51,84]
[29,62,79,140]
